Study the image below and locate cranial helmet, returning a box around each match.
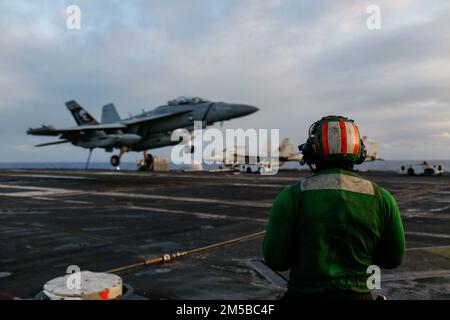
[299,115,367,167]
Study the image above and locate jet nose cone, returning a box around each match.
[207,102,259,123]
[236,104,259,117]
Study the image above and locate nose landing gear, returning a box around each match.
[110,155,120,167]
[110,147,128,169]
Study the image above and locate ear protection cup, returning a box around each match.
[299,137,321,171]
[298,125,321,167]
[298,139,312,166]
[355,141,367,165]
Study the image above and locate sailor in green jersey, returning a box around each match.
[263,116,405,300]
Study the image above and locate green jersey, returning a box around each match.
[263,168,405,293]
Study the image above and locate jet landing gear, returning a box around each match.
[110,147,128,169]
[137,151,154,171]
[110,155,120,167]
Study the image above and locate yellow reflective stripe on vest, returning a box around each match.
[301,173,375,195]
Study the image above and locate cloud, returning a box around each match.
[431,132,450,140]
[0,0,449,162]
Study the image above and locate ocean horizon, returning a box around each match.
[0,160,449,172]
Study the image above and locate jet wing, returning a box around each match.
[123,109,193,126]
[27,109,192,137]
[27,123,127,136]
[286,154,303,161]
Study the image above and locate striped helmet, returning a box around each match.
[301,115,366,164]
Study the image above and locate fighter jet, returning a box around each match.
[207,138,302,171]
[362,136,383,162]
[27,96,259,170]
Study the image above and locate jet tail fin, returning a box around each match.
[366,141,379,161]
[65,100,99,126]
[278,138,297,157]
[101,103,121,123]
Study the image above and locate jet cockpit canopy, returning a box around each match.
[167,96,209,106]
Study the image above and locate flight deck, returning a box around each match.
[0,169,449,299]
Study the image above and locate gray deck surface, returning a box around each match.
[0,169,448,300]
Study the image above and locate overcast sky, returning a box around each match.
[1,0,449,163]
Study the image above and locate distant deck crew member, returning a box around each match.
[263,115,405,300]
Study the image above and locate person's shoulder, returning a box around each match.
[367,182,398,216]
[345,171,390,198]
[271,183,301,217]
[274,182,301,205]
[377,186,397,205]
[369,180,394,200]
[290,181,304,198]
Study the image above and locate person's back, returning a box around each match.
[263,116,405,300]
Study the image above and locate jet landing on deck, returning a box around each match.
[27,97,259,170]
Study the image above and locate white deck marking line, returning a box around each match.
[2,191,72,197]
[62,200,94,205]
[128,205,267,223]
[382,270,450,282]
[0,191,86,198]
[429,206,450,212]
[405,231,450,239]
[0,184,89,199]
[150,174,302,182]
[0,183,273,208]
[31,197,58,201]
[22,197,92,205]
[1,191,59,197]
[406,245,450,251]
[92,191,273,208]
[0,184,73,193]
[2,170,303,182]
[0,184,273,208]
[0,174,92,180]
[402,212,450,220]
[231,183,287,188]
